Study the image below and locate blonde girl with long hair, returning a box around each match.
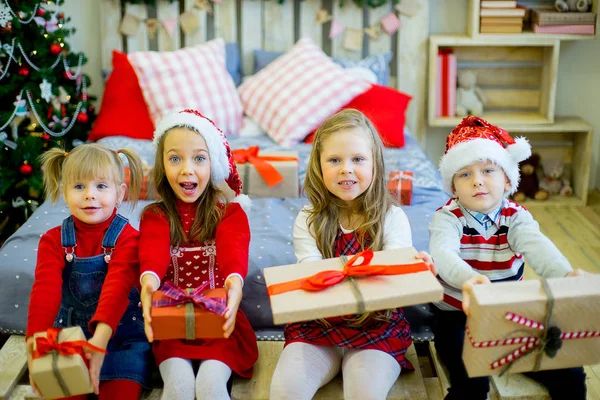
[270,109,436,400]
[26,143,153,399]
[138,110,258,400]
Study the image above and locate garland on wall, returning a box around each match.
[118,0,401,10]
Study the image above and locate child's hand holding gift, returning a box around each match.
[461,274,491,316]
[223,275,242,338]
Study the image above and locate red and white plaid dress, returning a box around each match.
[283,229,414,370]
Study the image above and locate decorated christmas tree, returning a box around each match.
[0,0,96,242]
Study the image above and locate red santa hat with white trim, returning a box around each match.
[153,109,251,210]
[439,116,531,196]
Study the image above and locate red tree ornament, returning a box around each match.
[42,133,51,141]
[36,8,45,16]
[19,162,33,175]
[49,43,61,56]
[76,112,88,124]
[18,65,30,77]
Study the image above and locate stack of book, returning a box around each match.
[531,9,596,35]
[480,0,527,33]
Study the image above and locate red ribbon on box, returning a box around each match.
[467,311,600,373]
[32,327,107,360]
[232,146,298,187]
[267,249,428,296]
[153,281,228,316]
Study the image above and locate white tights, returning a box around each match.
[270,342,401,400]
[159,357,232,400]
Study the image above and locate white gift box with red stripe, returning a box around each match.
[436,49,457,117]
[463,275,600,377]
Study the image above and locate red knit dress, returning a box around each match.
[139,200,258,378]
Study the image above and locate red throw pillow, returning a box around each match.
[89,51,155,141]
[304,84,411,148]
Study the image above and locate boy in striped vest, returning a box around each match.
[429,116,587,400]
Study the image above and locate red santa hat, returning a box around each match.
[153,109,250,210]
[439,116,531,196]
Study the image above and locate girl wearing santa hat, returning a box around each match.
[269,109,436,400]
[138,109,258,399]
[429,116,587,400]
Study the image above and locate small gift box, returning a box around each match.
[387,171,413,205]
[151,281,228,340]
[30,326,106,400]
[264,248,443,325]
[231,147,299,198]
[463,275,600,378]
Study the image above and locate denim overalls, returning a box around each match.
[54,215,153,388]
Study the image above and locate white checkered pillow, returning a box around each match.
[128,38,242,136]
[238,38,371,146]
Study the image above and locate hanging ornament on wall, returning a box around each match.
[364,24,381,40]
[329,20,345,39]
[395,0,421,18]
[179,11,198,35]
[194,0,212,14]
[119,13,139,36]
[343,28,363,52]
[381,12,401,35]
[315,8,332,24]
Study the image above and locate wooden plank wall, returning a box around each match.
[99,0,429,141]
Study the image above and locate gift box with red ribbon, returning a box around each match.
[463,275,600,378]
[263,247,443,325]
[230,147,299,198]
[151,281,228,340]
[387,171,413,205]
[30,326,106,400]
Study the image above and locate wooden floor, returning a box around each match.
[519,191,600,400]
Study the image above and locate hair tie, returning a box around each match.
[115,149,120,154]
[64,152,69,157]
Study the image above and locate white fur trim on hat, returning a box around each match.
[439,137,531,196]
[153,112,229,184]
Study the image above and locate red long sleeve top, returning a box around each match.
[26,210,140,338]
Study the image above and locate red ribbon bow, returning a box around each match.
[267,250,429,295]
[232,146,298,187]
[153,281,228,316]
[32,327,107,360]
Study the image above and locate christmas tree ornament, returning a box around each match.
[39,78,52,102]
[0,3,11,28]
[42,133,50,141]
[18,65,30,76]
[19,162,33,175]
[76,111,88,124]
[13,95,28,117]
[36,7,45,17]
[57,85,69,102]
[49,42,61,56]
[58,13,64,20]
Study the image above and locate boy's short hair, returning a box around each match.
[439,116,531,196]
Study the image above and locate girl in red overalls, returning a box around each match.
[139,110,258,400]
[270,109,436,400]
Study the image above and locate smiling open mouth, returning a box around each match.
[180,182,198,194]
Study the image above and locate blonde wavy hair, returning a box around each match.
[144,125,227,247]
[40,143,144,209]
[304,109,396,326]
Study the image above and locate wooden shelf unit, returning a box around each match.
[506,116,592,206]
[428,35,560,128]
[468,0,598,40]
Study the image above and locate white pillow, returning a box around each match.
[128,38,242,136]
[238,38,371,146]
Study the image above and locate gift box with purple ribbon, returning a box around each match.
[151,281,228,340]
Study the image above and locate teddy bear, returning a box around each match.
[512,153,549,202]
[539,158,573,197]
[455,70,486,117]
[555,0,591,12]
